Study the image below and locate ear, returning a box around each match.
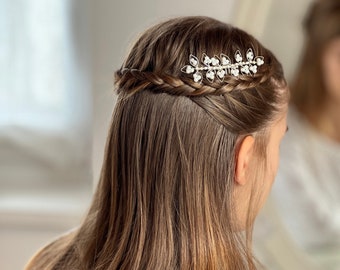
[235,135,255,186]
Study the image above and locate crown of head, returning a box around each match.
[181,48,264,83]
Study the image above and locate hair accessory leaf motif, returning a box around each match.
[181,48,264,83]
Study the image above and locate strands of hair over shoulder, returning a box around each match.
[26,16,288,270]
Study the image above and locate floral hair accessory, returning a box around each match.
[181,48,264,83]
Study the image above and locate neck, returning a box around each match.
[311,98,340,143]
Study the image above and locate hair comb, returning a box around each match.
[181,48,264,83]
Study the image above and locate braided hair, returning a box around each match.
[114,17,287,133]
[26,16,288,270]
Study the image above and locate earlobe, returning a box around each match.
[235,135,255,186]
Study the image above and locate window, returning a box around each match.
[0,0,92,207]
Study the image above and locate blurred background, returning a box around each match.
[0,0,320,269]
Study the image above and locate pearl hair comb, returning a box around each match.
[181,48,264,83]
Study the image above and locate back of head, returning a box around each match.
[26,16,287,270]
[291,0,340,115]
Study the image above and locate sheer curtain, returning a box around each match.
[0,0,92,209]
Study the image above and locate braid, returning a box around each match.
[115,67,273,97]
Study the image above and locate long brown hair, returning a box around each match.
[26,16,287,270]
[291,0,340,119]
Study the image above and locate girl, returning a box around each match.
[26,16,288,269]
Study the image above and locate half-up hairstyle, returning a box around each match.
[26,16,288,270]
